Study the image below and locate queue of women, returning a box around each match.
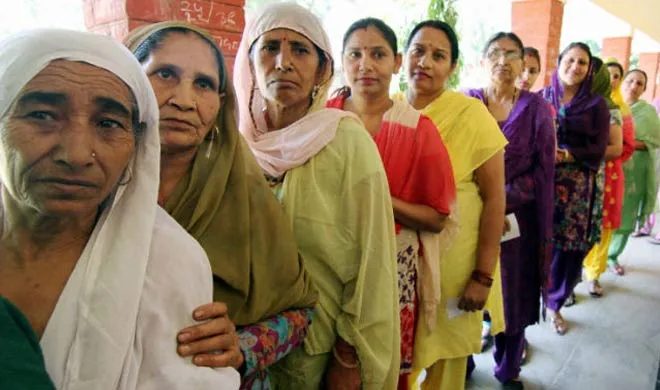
[1,2,659,390]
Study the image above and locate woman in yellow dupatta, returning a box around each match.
[397,20,507,390]
[125,22,318,388]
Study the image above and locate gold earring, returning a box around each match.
[119,169,133,186]
[206,125,220,158]
[311,84,320,100]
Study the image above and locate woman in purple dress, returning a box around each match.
[540,42,610,335]
[466,32,555,389]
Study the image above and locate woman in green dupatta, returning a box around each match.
[608,69,660,265]
[125,22,317,388]
[0,296,55,390]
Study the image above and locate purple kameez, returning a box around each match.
[541,71,610,312]
[466,89,556,382]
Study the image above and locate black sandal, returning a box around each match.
[564,292,576,307]
[520,339,529,365]
[589,280,604,297]
[502,379,524,389]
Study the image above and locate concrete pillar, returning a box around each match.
[512,0,565,90]
[601,36,632,71]
[637,52,660,102]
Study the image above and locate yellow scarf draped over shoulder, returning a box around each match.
[396,90,506,181]
[395,90,508,365]
[610,81,631,117]
[605,58,631,116]
[125,22,317,326]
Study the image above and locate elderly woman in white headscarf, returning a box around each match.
[0,29,239,389]
[234,3,400,389]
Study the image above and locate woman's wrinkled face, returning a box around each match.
[484,37,523,85]
[342,26,401,97]
[142,32,222,155]
[405,27,456,97]
[558,47,590,87]
[607,64,623,91]
[251,28,323,109]
[517,54,541,90]
[0,60,136,218]
[622,71,647,103]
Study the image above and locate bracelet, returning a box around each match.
[471,270,493,288]
[332,345,359,368]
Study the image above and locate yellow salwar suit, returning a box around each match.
[397,91,508,390]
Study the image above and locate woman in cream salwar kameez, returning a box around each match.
[234,3,400,389]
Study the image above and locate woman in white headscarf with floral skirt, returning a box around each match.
[234,3,400,389]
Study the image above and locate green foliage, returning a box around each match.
[427,0,462,89]
[397,0,462,91]
[629,53,639,70]
[584,39,602,58]
[428,0,457,30]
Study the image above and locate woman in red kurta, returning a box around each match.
[584,59,636,290]
[603,114,636,229]
[328,17,457,389]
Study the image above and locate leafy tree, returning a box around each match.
[629,53,639,70]
[584,39,602,58]
[397,0,462,91]
[427,0,461,88]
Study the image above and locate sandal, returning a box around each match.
[609,262,625,276]
[631,228,650,237]
[520,339,529,366]
[502,378,524,389]
[550,314,568,335]
[589,280,604,297]
[564,292,576,307]
[648,235,660,245]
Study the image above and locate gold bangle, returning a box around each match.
[332,345,359,368]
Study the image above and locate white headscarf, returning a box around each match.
[234,2,359,178]
[0,29,239,389]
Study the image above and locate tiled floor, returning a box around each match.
[465,227,660,390]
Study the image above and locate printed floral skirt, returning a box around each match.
[397,228,419,376]
[553,163,598,252]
